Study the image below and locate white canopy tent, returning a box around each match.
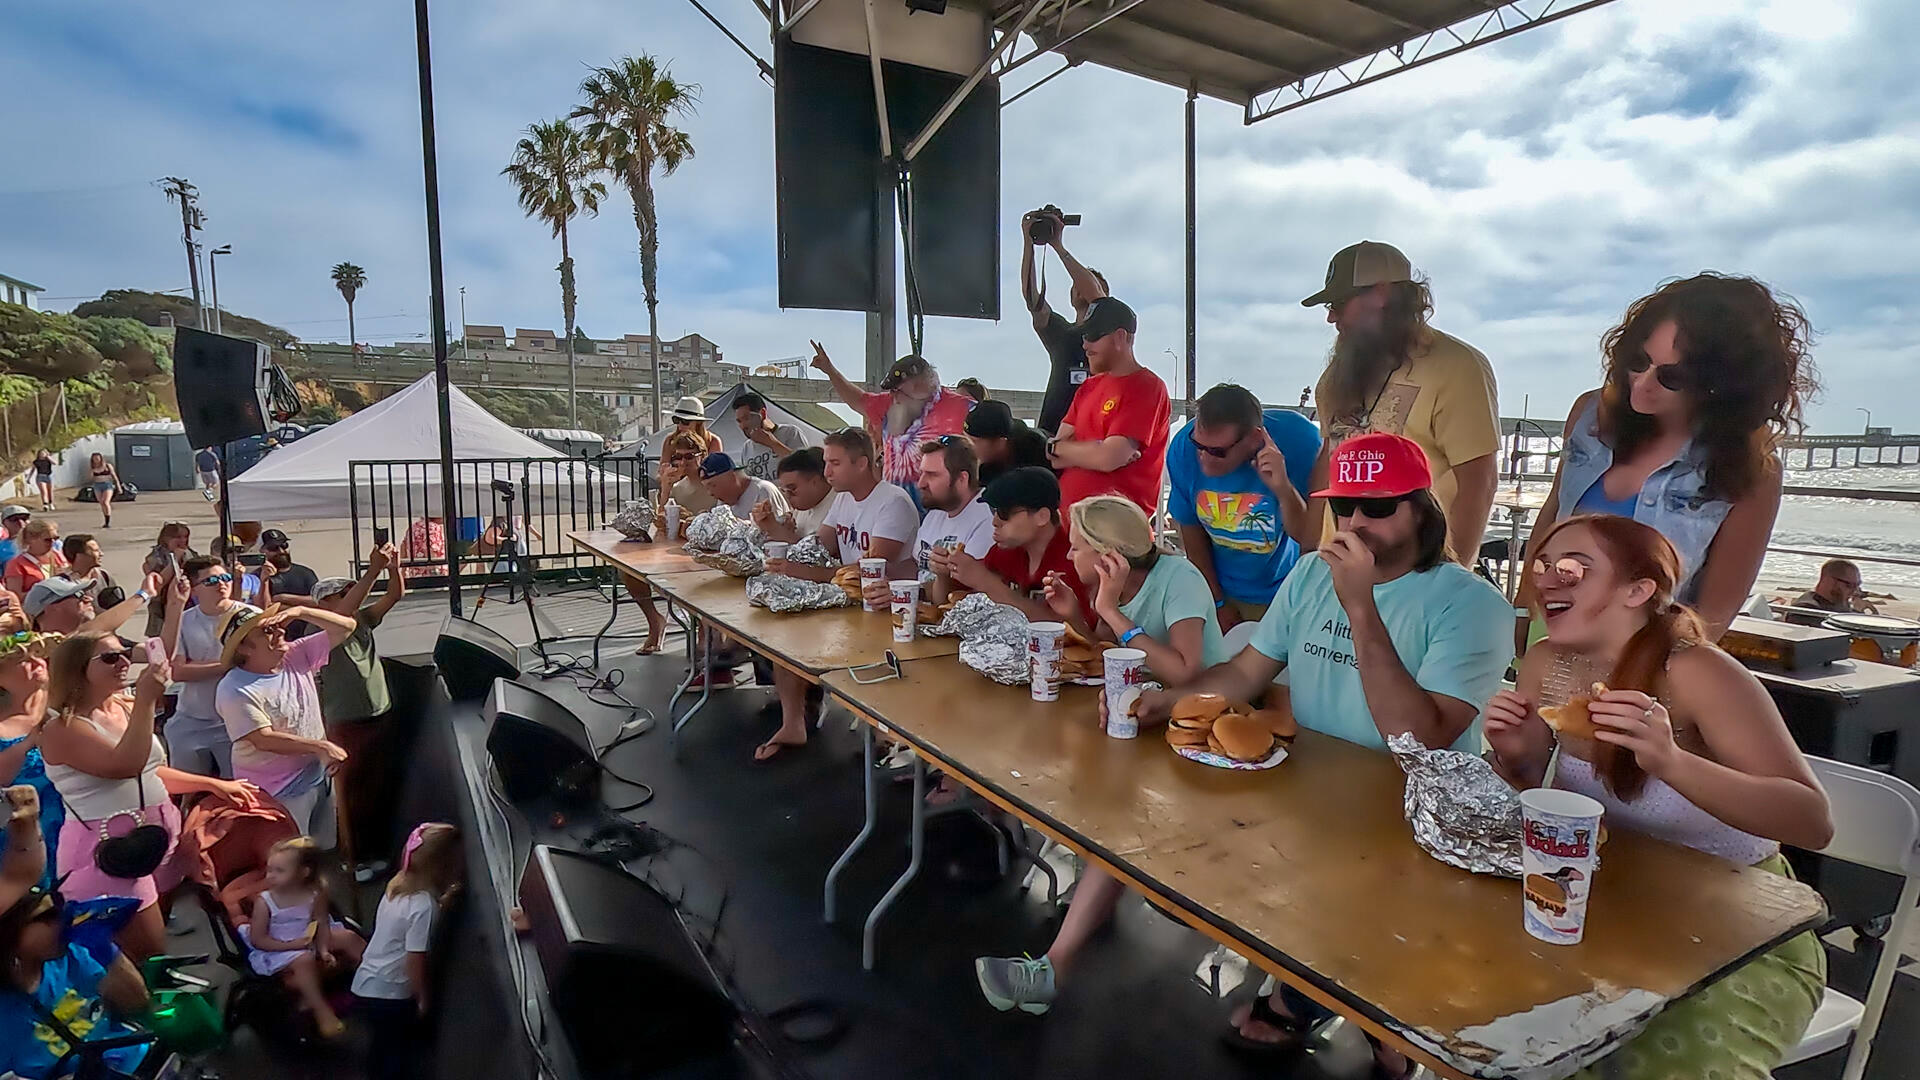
[618,382,832,467]
[227,373,635,522]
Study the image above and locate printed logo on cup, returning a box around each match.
[1519,788,1604,946]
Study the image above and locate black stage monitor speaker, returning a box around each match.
[433,617,521,702]
[172,326,271,448]
[519,845,736,1077]
[774,36,999,319]
[484,679,603,803]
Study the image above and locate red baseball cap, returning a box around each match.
[1312,432,1432,498]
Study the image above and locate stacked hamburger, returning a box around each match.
[830,564,865,604]
[1164,693,1297,764]
[1056,625,1105,682]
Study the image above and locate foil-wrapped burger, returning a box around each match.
[1387,732,1523,878]
[745,572,853,613]
[609,498,655,541]
[683,505,758,552]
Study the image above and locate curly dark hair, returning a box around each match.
[1597,272,1817,502]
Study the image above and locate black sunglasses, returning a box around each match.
[1624,352,1691,392]
[1328,495,1408,519]
[1190,435,1242,459]
[933,434,969,447]
[93,649,133,665]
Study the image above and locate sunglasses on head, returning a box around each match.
[1532,557,1588,587]
[1623,352,1691,392]
[93,649,133,666]
[1328,495,1407,519]
[196,572,234,586]
[933,434,969,447]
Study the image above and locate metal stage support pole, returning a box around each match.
[413,0,463,616]
[1184,81,1197,420]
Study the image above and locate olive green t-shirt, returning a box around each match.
[319,607,390,723]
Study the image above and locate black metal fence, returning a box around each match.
[347,455,653,585]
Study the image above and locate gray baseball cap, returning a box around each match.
[25,577,93,617]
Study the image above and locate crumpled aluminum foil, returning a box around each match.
[1388,731,1523,878]
[784,535,836,567]
[745,571,853,613]
[926,591,1025,639]
[609,498,654,541]
[696,534,765,578]
[683,505,759,552]
[959,636,1031,685]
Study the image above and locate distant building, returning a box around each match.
[1,273,45,310]
[514,327,558,352]
[465,324,507,348]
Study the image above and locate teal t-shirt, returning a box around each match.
[1248,554,1510,752]
[1117,555,1232,670]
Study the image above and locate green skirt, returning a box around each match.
[1572,853,1826,1080]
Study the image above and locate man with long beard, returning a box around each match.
[1303,242,1499,564]
[810,345,970,510]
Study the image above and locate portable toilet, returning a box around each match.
[112,422,196,492]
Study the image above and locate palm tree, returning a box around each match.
[330,262,366,354]
[503,119,606,428]
[572,55,697,431]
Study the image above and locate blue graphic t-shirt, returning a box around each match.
[0,950,149,1078]
[1166,409,1321,606]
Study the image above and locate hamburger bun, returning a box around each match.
[1061,643,1101,664]
[1063,623,1096,649]
[1248,708,1297,739]
[1212,711,1276,762]
[1539,682,1607,741]
[1172,693,1230,723]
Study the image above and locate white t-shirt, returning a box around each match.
[791,500,832,541]
[821,483,920,564]
[215,633,331,795]
[911,496,996,577]
[741,423,814,480]
[724,476,788,520]
[351,890,436,1000]
[176,603,255,722]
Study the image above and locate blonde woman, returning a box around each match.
[977,496,1231,1015]
[3,520,67,599]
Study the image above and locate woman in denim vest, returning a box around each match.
[1521,273,1815,644]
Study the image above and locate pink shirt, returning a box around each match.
[859,387,972,491]
[215,633,333,795]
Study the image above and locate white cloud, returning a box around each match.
[3,0,1917,430]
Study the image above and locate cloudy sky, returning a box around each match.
[4,0,1917,431]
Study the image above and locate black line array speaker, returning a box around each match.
[518,845,736,1076]
[433,616,521,702]
[483,679,604,803]
[774,35,999,319]
[172,326,270,448]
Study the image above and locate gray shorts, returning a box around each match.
[163,714,233,779]
[278,780,338,850]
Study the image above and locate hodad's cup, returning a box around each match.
[1101,648,1146,739]
[1027,621,1066,702]
[1520,788,1604,945]
[858,558,888,612]
[889,580,920,643]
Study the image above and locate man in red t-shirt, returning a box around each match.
[929,467,1091,621]
[1049,297,1170,516]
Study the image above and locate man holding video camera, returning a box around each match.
[1021,205,1108,435]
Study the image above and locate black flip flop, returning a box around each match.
[1220,993,1307,1060]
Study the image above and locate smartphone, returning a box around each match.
[238,553,266,568]
[373,525,390,547]
[143,637,168,667]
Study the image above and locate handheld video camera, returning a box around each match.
[1025,204,1080,246]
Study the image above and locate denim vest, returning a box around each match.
[1555,399,1732,601]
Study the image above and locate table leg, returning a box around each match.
[862,752,926,971]
[591,571,623,670]
[668,614,713,749]
[823,721,877,925]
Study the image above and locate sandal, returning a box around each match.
[634,639,661,656]
[1220,993,1307,1060]
[754,735,806,762]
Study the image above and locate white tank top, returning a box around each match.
[43,704,168,822]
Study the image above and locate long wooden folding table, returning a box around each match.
[820,659,1829,1080]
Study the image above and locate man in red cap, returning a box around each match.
[985,433,1512,1034]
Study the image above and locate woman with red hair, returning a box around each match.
[1488,513,1831,1078]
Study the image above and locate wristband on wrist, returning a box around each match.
[1214,597,1228,610]
[1118,626,1145,646]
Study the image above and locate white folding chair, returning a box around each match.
[1776,757,1920,1079]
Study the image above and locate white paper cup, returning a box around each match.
[1027,622,1066,702]
[763,541,790,562]
[889,580,919,643]
[1101,648,1147,739]
[859,558,888,611]
[1520,788,1604,945]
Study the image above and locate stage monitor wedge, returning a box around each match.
[434,617,521,702]
[774,35,1000,320]
[519,845,736,1076]
[172,326,270,449]
[483,678,606,804]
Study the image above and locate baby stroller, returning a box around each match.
[171,794,362,1046]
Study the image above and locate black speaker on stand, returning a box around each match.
[172,327,271,449]
[519,845,736,1077]
[434,617,521,702]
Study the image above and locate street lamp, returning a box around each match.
[458,286,468,359]
[1858,407,1873,434]
[209,245,232,334]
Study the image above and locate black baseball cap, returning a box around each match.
[260,529,291,549]
[964,399,1018,439]
[982,466,1060,516]
[879,354,934,391]
[1072,296,1137,341]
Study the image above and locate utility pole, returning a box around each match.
[160,178,206,330]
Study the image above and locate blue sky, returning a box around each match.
[3,0,1918,431]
